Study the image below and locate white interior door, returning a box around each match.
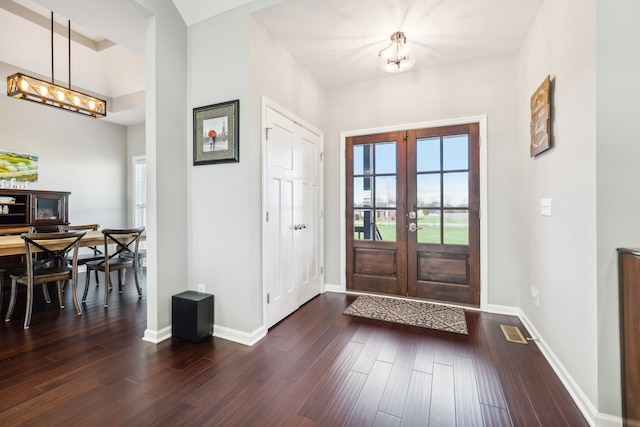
[264,104,323,328]
[296,126,322,305]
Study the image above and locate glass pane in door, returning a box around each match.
[376,209,396,241]
[354,144,373,174]
[417,174,440,207]
[375,142,396,174]
[353,209,374,240]
[443,134,469,170]
[417,210,441,244]
[443,210,469,245]
[375,176,396,207]
[417,137,440,172]
[443,172,468,207]
[353,140,397,243]
[353,177,373,207]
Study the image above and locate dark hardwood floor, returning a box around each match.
[0,271,588,426]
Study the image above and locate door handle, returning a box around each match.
[408,223,422,232]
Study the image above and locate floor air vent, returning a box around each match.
[500,325,528,344]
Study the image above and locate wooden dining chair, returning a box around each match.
[4,231,85,329]
[57,224,102,284]
[0,226,36,313]
[84,227,145,308]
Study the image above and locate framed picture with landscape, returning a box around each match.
[193,99,239,165]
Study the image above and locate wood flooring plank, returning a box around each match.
[378,340,418,417]
[482,403,513,427]
[376,332,400,363]
[316,370,368,426]
[466,311,508,409]
[351,326,389,374]
[400,370,432,427]
[299,340,365,420]
[453,354,484,426]
[307,320,361,374]
[264,366,327,426]
[345,360,393,427]
[412,332,436,374]
[373,411,402,427]
[428,362,456,426]
[282,324,342,381]
[0,279,589,427]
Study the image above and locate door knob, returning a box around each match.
[408,223,422,232]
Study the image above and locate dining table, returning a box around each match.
[0,230,108,256]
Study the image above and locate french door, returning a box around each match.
[346,123,480,306]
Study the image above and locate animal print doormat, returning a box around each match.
[344,295,468,335]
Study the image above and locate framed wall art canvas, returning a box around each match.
[193,99,239,165]
[0,150,38,182]
[530,75,551,157]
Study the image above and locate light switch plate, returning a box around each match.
[540,198,552,216]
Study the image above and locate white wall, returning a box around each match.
[135,0,188,341]
[186,1,324,340]
[596,0,640,421]
[324,57,522,308]
[517,0,599,420]
[249,19,325,130]
[0,60,128,228]
[187,5,255,338]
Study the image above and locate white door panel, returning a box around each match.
[265,105,323,328]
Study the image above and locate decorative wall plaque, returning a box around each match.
[530,75,551,157]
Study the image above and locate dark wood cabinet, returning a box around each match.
[0,189,69,231]
[617,248,640,427]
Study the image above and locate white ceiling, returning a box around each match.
[0,0,543,125]
[252,0,544,88]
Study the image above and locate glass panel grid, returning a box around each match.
[415,133,470,245]
[443,134,469,171]
[443,210,469,245]
[353,140,398,243]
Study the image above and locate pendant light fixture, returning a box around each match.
[378,31,415,73]
[6,12,107,118]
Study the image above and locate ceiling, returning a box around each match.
[252,0,543,88]
[0,0,543,126]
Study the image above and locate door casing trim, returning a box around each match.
[339,115,488,310]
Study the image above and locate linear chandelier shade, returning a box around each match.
[8,73,107,118]
[6,12,106,119]
[379,31,415,73]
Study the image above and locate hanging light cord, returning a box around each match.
[68,19,71,89]
[49,12,73,89]
[50,11,54,84]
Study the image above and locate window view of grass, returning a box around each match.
[354,213,469,245]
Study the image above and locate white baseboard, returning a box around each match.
[214,324,266,347]
[323,283,343,293]
[517,310,621,427]
[143,323,267,347]
[142,325,172,343]
[485,303,521,316]
[594,412,624,427]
